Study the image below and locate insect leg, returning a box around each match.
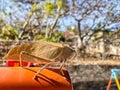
[19,51,33,67]
[59,58,66,76]
[33,62,59,79]
[19,51,52,67]
[19,51,24,67]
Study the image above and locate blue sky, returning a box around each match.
[0,0,31,24]
[0,0,120,31]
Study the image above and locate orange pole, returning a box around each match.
[106,78,112,90]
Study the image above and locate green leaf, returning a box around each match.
[1,24,18,40]
[13,0,17,2]
[56,0,66,12]
[32,3,37,12]
[56,0,63,12]
[45,2,54,16]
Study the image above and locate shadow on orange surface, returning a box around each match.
[0,67,73,90]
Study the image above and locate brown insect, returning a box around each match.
[3,41,75,79]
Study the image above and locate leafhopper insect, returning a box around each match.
[3,41,75,79]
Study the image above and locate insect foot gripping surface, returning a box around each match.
[33,65,67,80]
[33,62,60,80]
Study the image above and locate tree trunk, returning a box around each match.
[45,28,49,38]
[18,12,33,40]
[77,21,83,48]
[49,15,60,37]
[77,20,86,60]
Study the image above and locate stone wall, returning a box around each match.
[0,41,14,58]
[86,38,120,60]
[67,65,119,90]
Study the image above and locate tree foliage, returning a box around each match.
[0,24,18,40]
[0,0,119,45]
[45,2,54,16]
[67,0,120,48]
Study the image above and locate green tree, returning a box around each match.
[44,0,68,38]
[0,24,18,40]
[16,0,68,41]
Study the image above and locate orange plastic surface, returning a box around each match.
[0,67,73,90]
